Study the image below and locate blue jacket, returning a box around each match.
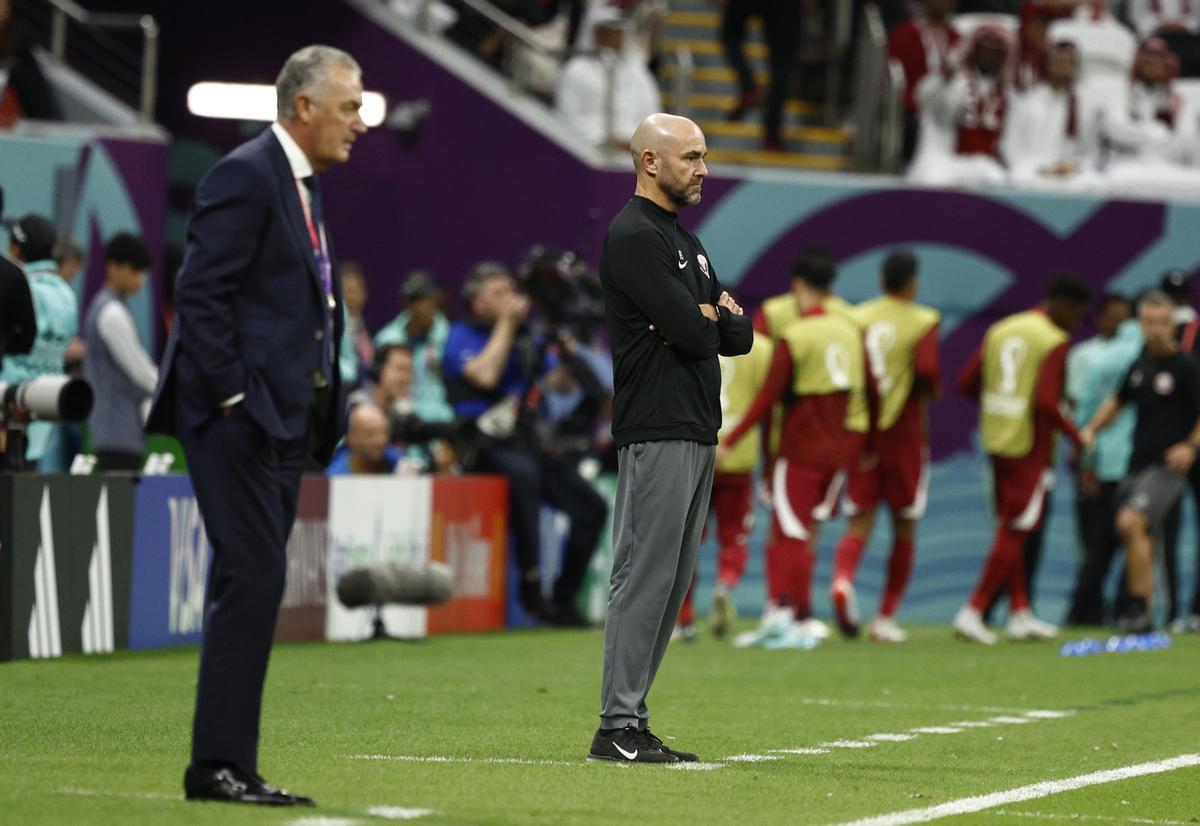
[146,128,344,463]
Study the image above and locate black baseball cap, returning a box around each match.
[9,213,57,262]
[401,270,440,301]
[1160,268,1192,301]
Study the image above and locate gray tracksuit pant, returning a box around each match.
[599,440,716,729]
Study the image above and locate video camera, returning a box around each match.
[515,245,606,341]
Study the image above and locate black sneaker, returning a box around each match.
[588,725,678,763]
[1117,598,1155,635]
[1116,609,1154,635]
[644,728,698,762]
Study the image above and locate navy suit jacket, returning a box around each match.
[146,128,344,464]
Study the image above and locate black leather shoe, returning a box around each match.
[184,764,316,807]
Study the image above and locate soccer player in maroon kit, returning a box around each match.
[829,251,941,643]
[720,263,868,643]
[952,277,1090,644]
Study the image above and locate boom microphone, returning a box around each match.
[336,560,455,608]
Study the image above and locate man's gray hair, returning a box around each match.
[1139,289,1175,315]
[276,45,360,120]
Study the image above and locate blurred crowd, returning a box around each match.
[6,206,1200,637]
[0,206,620,625]
[897,0,1200,196]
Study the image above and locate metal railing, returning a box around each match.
[850,3,904,173]
[16,0,159,122]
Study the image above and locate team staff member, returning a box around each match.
[953,276,1090,645]
[147,45,366,806]
[830,250,941,643]
[1081,291,1200,634]
[720,260,868,645]
[592,113,752,765]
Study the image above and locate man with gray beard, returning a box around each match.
[590,114,753,764]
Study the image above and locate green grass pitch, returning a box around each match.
[1,625,1198,825]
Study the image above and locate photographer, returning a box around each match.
[348,343,460,473]
[1,213,76,469]
[444,261,607,626]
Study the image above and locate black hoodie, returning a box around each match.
[600,196,753,449]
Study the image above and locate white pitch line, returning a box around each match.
[722,754,782,762]
[367,806,436,820]
[827,753,1200,826]
[994,809,1193,825]
[909,727,964,735]
[349,754,575,766]
[56,787,176,802]
[948,721,995,729]
[865,734,917,743]
[288,818,363,826]
[769,748,833,755]
[1022,711,1074,720]
[798,698,1066,715]
[820,740,878,749]
[990,716,1036,725]
[667,763,720,773]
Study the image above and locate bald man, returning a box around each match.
[591,115,753,764]
[326,404,403,475]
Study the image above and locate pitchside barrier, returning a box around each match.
[0,473,509,663]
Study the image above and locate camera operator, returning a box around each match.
[348,343,460,473]
[444,261,607,626]
[1,213,76,469]
[0,252,34,375]
[517,246,614,469]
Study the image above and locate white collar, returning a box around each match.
[271,122,314,180]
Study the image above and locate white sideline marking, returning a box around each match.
[948,721,995,728]
[991,716,1036,724]
[909,727,963,735]
[995,809,1192,825]
[667,762,725,771]
[769,748,833,755]
[865,734,917,742]
[722,754,781,762]
[288,818,363,826]
[799,697,1063,715]
[367,807,436,820]
[828,753,1200,826]
[349,754,574,766]
[57,787,175,802]
[820,740,878,749]
[1022,711,1074,720]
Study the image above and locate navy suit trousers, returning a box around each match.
[178,402,306,772]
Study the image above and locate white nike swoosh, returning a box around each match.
[614,743,638,760]
[678,260,688,269]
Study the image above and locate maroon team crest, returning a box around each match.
[697,254,710,278]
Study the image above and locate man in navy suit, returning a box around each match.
[146,45,367,806]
